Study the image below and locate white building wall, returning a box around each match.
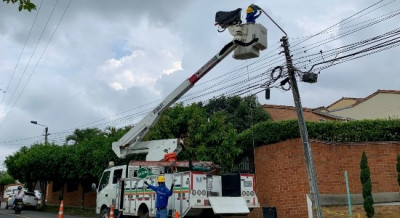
[330,93,400,120]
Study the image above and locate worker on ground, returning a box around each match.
[246,4,262,23]
[144,175,174,218]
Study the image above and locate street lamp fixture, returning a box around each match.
[30,120,49,144]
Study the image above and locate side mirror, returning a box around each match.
[91,183,97,191]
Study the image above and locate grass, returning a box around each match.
[37,204,96,217]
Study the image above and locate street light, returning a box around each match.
[30,121,49,144]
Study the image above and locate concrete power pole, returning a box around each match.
[44,127,49,144]
[281,36,323,218]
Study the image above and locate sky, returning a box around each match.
[0,0,399,168]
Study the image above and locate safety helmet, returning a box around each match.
[17,186,22,190]
[246,6,254,14]
[157,175,165,183]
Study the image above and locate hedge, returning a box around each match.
[237,119,400,151]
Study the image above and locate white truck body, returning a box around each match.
[96,163,259,217]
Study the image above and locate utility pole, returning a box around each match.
[44,126,49,144]
[30,121,49,145]
[281,36,322,218]
[259,8,323,217]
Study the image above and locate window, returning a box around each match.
[99,171,110,192]
[113,169,123,184]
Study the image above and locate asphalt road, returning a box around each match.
[0,203,86,218]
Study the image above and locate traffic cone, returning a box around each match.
[174,210,180,218]
[58,200,64,218]
[109,205,115,218]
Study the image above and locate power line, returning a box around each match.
[0,0,44,106]
[2,0,72,123]
[2,1,400,147]
[1,0,61,121]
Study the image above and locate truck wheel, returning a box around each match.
[5,203,8,209]
[138,205,149,218]
[100,207,109,218]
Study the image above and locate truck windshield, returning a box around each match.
[99,171,110,191]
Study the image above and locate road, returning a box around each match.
[0,203,87,218]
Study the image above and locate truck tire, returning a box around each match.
[100,207,109,218]
[5,203,8,209]
[138,204,149,218]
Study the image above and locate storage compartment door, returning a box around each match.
[208,197,250,214]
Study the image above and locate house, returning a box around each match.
[315,89,400,120]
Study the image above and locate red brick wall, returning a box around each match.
[46,181,96,208]
[254,139,400,218]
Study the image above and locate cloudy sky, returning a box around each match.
[1,0,399,168]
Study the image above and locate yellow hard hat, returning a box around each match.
[157,175,166,183]
[246,6,254,14]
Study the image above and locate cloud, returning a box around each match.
[1,0,400,168]
[93,17,184,94]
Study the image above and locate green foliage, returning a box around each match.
[397,154,400,186]
[203,96,271,133]
[360,152,370,185]
[0,171,15,186]
[5,126,133,208]
[146,103,242,170]
[66,128,103,145]
[238,119,400,151]
[2,0,36,11]
[360,151,374,218]
[5,143,63,191]
[363,196,375,218]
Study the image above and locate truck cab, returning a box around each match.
[96,165,127,216]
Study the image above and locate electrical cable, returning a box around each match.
[2,1,400,146]
[0,0,44,106]
[1,0,61,122]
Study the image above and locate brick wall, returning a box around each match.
[46,181,96,208]
[253,139,400,218]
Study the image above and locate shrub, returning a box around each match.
[360,151,374,218]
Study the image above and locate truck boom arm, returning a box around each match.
[112,23,267,159]
[112,41,239,158]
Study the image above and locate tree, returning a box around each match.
[5,143,63,207]
[0,171,15,199]
[146,103,242,171]
[2,0,36,11]
[65,126,131,209]
[360,151,374,218]
[66,128,103,145]
[202,95,271,133]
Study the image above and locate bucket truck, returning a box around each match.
[95,9,268,218]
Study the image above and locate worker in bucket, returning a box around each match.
[144,175,174,218]
[246,4,262,23]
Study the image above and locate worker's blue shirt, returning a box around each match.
[246,8,261,23]
[147,183,172,208]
